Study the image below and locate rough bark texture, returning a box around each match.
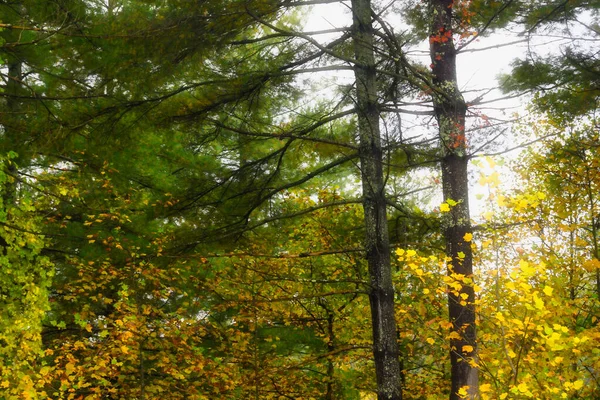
[429,0,479,398]
[351,0,403,399]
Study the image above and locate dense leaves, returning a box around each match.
[1,0,599,399]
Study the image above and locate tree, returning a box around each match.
[4,0,600,399]
[351,0,403,397]
[473,133,600,398]
[427,1,478,397]
[501,0,599,120]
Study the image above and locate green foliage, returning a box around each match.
[501,54,600,120]
[1,0,600,398]
[0,154,52,398]
[500,0,600,120]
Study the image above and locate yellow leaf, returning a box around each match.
[480,383,492,393]
[497,194,507,207]
[457,251,466,259]
[573,380,584,390]
[65,362,75,375]
[426,337,435,345]
[517,382,528,393]
[120,345,129,354]
[0,381,9,388]
[448,331,461,340]
[457,386,469,398]
[462,345,474,353]
[406,249,417,257]
[395,248,405,256]
[483,211,493,221]
[423,288,430,295]
[440,203,450,212]
[583,259,600,272]
[543,286,553,296]
[440,321,453,330]
[533,294,544,310]
[488,171,500,186]
[463,232,473,242]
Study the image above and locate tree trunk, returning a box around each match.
[428,0,479,398]
[351,0,403,399]
[1,19,23,239]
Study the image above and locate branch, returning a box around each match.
[208,108,358,149]
[240,152,359,223]
[200,247,364,259]
[525,0,570,35]
[473,132,557,158]
[456,0,516,52]
[0,23,46,32]
[457,39,528,54]
[245,7,359,66]
[231,27,348,45]
[283,0,347,6]
[380,106,435,116]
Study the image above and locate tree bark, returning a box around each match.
[1,14,23,231]
[428,0,479,398]
[351,0,403,399]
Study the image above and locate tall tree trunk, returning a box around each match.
[1,59,21,206]
[1,16,24,250]
[428,1,479,398]
[351,0,403,399]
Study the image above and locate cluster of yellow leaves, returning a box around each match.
[393,248,457,398]
[389,148,600,398]
[474,151,600,399]
[476,253,600,399]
